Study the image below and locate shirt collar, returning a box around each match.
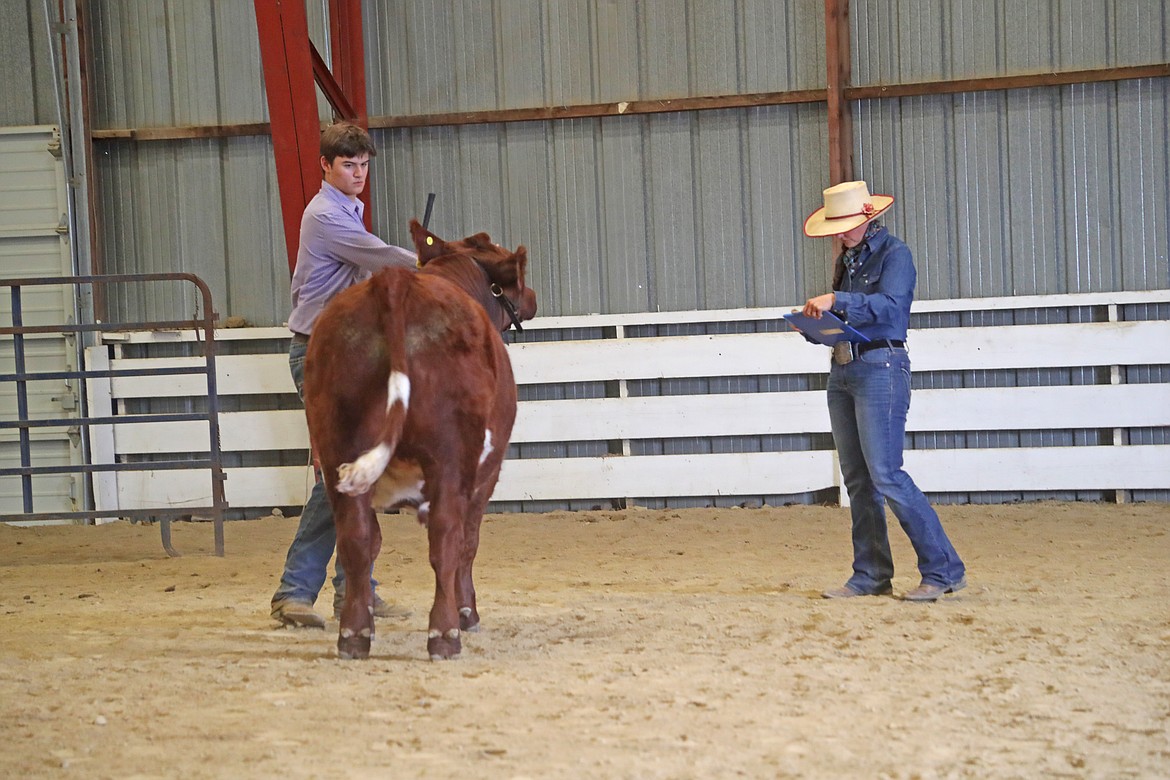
[849,221,886,254]
[842,222,886,275]
[859,220,884,249]
[320,180,365,221]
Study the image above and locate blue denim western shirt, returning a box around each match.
[831,225,914,343]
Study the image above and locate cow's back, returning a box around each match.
[304,266,517,501]
[391,270,519,474]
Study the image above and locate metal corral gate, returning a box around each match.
[0,273,226,555]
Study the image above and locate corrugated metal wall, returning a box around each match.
[2,1,1168,507]
[852,0,1170,300]
[854,0,1169,81]
[365,0,1169,320]
[0,0,57,127]
[855,78,1170,299]
[0,1,1164,322]
[81,1,304,326]
[10,0,1155,325]
[362,0,830,316]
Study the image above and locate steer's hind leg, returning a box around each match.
[458,466,502,633]
[425,488,467,661]
[333,492,381,660]
[456,503,486,633]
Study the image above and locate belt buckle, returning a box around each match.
[832,341,853,365]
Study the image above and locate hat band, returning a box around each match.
[824,202,877,220]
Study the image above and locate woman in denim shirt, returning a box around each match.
[800,181,966,602]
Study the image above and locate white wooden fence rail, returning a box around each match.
[84,291,1170,513]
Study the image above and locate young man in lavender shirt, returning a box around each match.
[271,122,417,628]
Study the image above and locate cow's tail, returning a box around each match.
[335,271,412,496]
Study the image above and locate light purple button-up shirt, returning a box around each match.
[287,181,417,335]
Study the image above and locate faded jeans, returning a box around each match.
[271,339,376,606]
[827,347,965,591]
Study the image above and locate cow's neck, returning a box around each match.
[425,256,510,331]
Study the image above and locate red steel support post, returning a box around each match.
[254,1,372,270]
[328,0,368,126]
[254,0,325,275]
[326,0,371,228]
[824,0,854,186]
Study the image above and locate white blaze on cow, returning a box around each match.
[335,371,412,495]
[386,370,410,412]
[480,429,494,465]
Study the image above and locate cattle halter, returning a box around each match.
[491,283,525,332]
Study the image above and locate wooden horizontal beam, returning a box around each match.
[368,89,827,129]
[847,63,1170,100]
[92,121,271,141]
[89,63,1169,142]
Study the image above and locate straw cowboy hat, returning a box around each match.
[803,180,895,237]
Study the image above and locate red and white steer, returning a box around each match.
[303,219,536,660]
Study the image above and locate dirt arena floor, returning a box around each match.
[1,501,1168,779]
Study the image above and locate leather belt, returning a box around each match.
[855,338,905,356]
[291,332,310,344]
[833,338,906,365]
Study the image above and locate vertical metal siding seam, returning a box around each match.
[589,6,606,314]
[490,1,510,236]
[735,0,751,306]
[1131,78,1146,290]
[637,6,660,307]
[1070,82,1083,290]
[684,3,703,308]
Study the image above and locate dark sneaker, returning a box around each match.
[271,598,326,628]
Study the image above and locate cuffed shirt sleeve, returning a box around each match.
[311,210,417,272]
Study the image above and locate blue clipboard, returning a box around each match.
[782,310,869,346]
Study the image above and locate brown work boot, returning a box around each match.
[372,594,411,619]
[271,598,326,629]
[821,582,893,599]
[333,590,411,620]
[902,577,968,602]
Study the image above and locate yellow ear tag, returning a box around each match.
[426,236,434,245]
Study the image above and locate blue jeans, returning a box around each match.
[271,339,376,606]
[827,347,965,590]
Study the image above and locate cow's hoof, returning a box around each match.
[427,628,462,661]
[459,607,480,632]
[337,628,372,660]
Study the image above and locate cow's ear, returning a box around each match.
[503,245,528,287]
[410,218,447,266]
[466,232,494,251]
